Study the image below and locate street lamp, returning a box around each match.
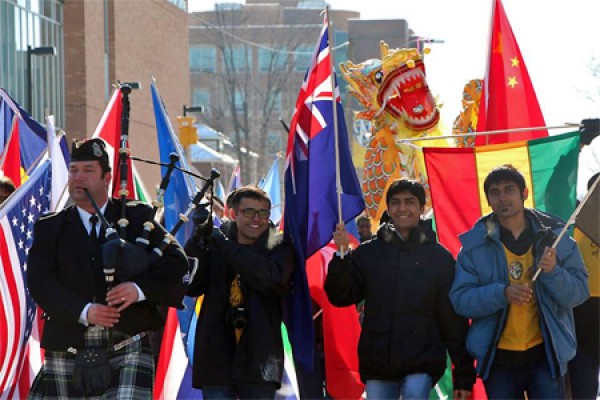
[408,36,444,54]
[27,45,56,114]
[183,105,204,117]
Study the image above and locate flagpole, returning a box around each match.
[326,7,346,257]
[395,123,581,144]
[532,174,600,282]
[325,7,343,225]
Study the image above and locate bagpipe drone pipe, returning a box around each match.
[105,83,221,300]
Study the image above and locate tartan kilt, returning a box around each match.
[29,327,154,399]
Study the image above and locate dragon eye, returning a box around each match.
[374,71,384,84]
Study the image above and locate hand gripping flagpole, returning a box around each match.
[325,7,345,257]
[532,174,600,282]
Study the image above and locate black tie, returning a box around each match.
[89,215,99,242]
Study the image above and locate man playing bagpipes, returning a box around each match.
[27,138,189,398]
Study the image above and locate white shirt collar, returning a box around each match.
[77,202,108,234]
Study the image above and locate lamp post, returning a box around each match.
[27,45,56,115]
[183,105,204,117]
[408,36,444,54]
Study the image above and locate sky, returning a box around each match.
[188,0,600,135]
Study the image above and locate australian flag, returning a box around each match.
[283,13,365,370]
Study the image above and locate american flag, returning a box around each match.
[0,160,51,399]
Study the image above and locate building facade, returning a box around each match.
[188,0,416,185]
[63,0,190,189]
[188,0,359,184]
[0,0,64,126]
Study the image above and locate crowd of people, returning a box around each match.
[24,138,597,400]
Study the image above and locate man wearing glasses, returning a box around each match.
[183,185,295,399]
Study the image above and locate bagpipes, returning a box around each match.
[105,83,221,284]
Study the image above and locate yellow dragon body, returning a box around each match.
[340,42,453,223]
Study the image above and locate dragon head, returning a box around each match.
[341,41,440,133]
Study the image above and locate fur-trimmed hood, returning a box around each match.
[459,208,563,253]
[375,219,436,249]
[225,221,283,251]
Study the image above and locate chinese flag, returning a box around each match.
[476,0,548,145]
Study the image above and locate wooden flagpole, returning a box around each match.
[325,7,345,257]
[532,174,600,282]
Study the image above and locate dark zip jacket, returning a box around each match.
[325,221,475,389]
[184,224,295,388]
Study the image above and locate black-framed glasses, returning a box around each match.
[237,208,270,219]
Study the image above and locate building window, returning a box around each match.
[294,45,313,72]
[167,0,186,11]
[190,46,216,72]
[234,90,245,113]
[268,93,281,113]
[266,132,282,156]
[193,89,210,112]
[223,46,251,72]
[258,48,287,72]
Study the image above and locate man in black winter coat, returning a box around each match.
[325,179,475,400]
[184,185,295,399]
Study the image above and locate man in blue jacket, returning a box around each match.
[450,164,589,399]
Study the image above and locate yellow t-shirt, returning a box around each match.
[497,246,544,351]
[574,228,600,297]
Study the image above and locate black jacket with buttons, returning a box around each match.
[325,221,475,390]
[27,200,189,351]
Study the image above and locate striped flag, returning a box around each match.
[0,160,51,399]
[424,131,580,258]
[92,88,149,202]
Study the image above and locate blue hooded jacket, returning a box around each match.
[450,209,589,380]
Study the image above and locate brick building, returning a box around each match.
[64,0,190,189]
[0,0,190,191]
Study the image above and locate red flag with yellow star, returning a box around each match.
[476,0,548,145]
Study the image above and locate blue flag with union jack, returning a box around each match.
[283,14,365,370]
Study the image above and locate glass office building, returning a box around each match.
[0,0,64,127]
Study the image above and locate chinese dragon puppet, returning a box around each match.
[340,41,454,224]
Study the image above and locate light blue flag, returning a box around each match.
[151,80,203,399]
[215,179,226,203]
[150,80,195,245]
[259,157,282,225]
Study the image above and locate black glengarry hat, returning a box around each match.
[71,138,111,171]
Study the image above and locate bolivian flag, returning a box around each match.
[424,132,580,257]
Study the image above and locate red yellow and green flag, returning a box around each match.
[424,132,580,257]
